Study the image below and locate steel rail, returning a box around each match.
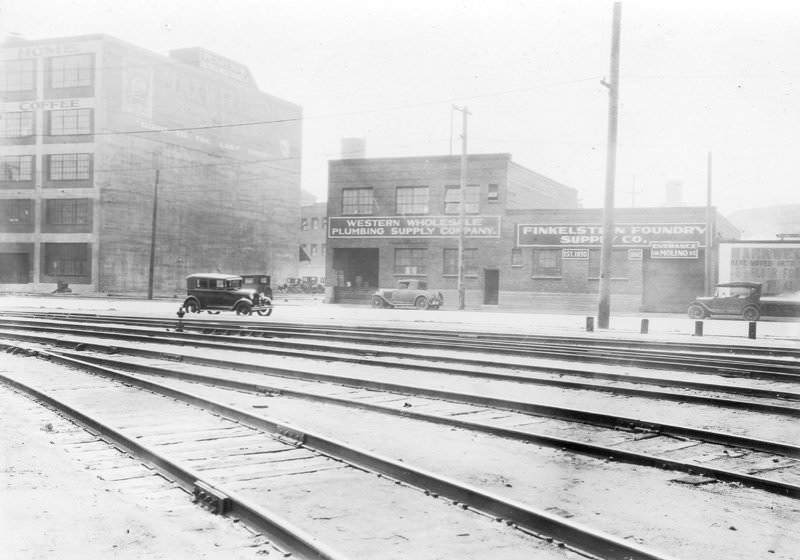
[39,346,800,499]
[1,318,799,387]
[0,367,349,560]
[5,309,799,360]
[3,346,678,560]
[0,331,800,417]
[2,326,800,411]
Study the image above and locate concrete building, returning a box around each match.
[0,34,302,294]
[296,191,327,290]
[325,153,740,312]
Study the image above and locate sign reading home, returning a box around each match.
[517,223,707,247]
[329,216,501,238]
[650,242,699,259]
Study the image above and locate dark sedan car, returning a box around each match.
[181,273,273,316]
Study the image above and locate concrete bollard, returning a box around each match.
[585,316,594,332]
[694,320,703,336]
[748,321,757,339]
[640,318,649,334]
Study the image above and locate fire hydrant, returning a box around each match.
[176,307,185,332]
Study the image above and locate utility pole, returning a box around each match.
[147,167,159,300]
[598,1,622,329]
[453,105,470,310]
[704,151,713,295]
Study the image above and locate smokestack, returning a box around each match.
[341,137,366,159]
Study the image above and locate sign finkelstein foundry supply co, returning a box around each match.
[328,216,501,238]
[517,223,708,248]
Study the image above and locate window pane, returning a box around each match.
[533,249,561,277]
[1,155,34,181]
[49,109,92,135]
[46,199,90,225]
[1,112,34,137]
[394,248,426,274]
[342,188,373,215]
[50,54,94,88]
[49,153,92,180]
[3,199,33,223]
[44,243,88,276]
[443,248,477,275]
[396,186,429,215]
[444,185,479,214]
[0,59,36,91]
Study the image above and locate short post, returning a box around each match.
[176,307,185,332]
[640,318,649,334]
[694,320,703,336]
[748,321,757,339]
[585,316,595,332]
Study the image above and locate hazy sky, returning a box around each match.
[3,0,799,216]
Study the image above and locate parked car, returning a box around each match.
[239,274,273,299]
[687,281,762,321]
[371,280,443,310]
[181,273,273,316]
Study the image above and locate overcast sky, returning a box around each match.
[3,0,799,216]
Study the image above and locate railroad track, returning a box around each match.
[2,311,798,558]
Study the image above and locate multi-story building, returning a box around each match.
[0,34,302,294]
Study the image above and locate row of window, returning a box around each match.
[342,185,498,216]
[392,247,632,278]
[299,243,326,257]
[1,108,94,137]
[1,153,92,182]
[1,54,94,92]
[2,198,91,225]
[300,217,327,230]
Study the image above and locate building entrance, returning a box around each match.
[484,269,499,305]
[331,248,379,304]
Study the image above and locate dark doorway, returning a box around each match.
[332,248,380,304]
[484,269,499,305]
[0,253,32,283]
[642,254,704,312]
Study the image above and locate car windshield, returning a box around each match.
[715,286,751,298]
[226,279,242,289]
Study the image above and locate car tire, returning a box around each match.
[256,308,272,316]
[184,300,200,313]
[371,296,386,308]
[742,306,760,321]
[235,302,252,316]
[415,296,429,309]
[687,304,707,320]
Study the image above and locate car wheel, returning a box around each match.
[371,296,386,308]
[687,304,707,320]
[415,296,428,309]
[235,302,252,316]
[256,308,272,316]
[184,300,200,313]
[742,306,760,321]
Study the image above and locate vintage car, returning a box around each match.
[687,281,762,321]
[181,273,273,316]
[371,279,443,310]
[239,274,273,299]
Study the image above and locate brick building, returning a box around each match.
[325,154,740,312]
[296,192,327,290]
[0,34,302,294]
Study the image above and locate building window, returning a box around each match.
[511,248,522,267]
[488,183,499,202]
[48,108,93,135]
[588,249,629,279]
[443,248,478,276]
[1,155,34,181]
[444,185,480,214]
[3,199,33,224]
[48,153,92,180]
[310,244,318,256]
[311,217,319,229]
[396,186,429,215]
[1,112,34,137]
[301,217,309,230]
[45,199,90,225]
[394,248,427,275]
[43,243,89,277]
[533,248,562,277]
[49,54,94,89]
[322,217,328,230]
[321,243,326,256]
[342,187,373,215]
[299,244,310,262]
[0,59,36,92]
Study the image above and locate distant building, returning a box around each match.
[296,191,326,289]
[0,34,302,294]
[719,240,800,295]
